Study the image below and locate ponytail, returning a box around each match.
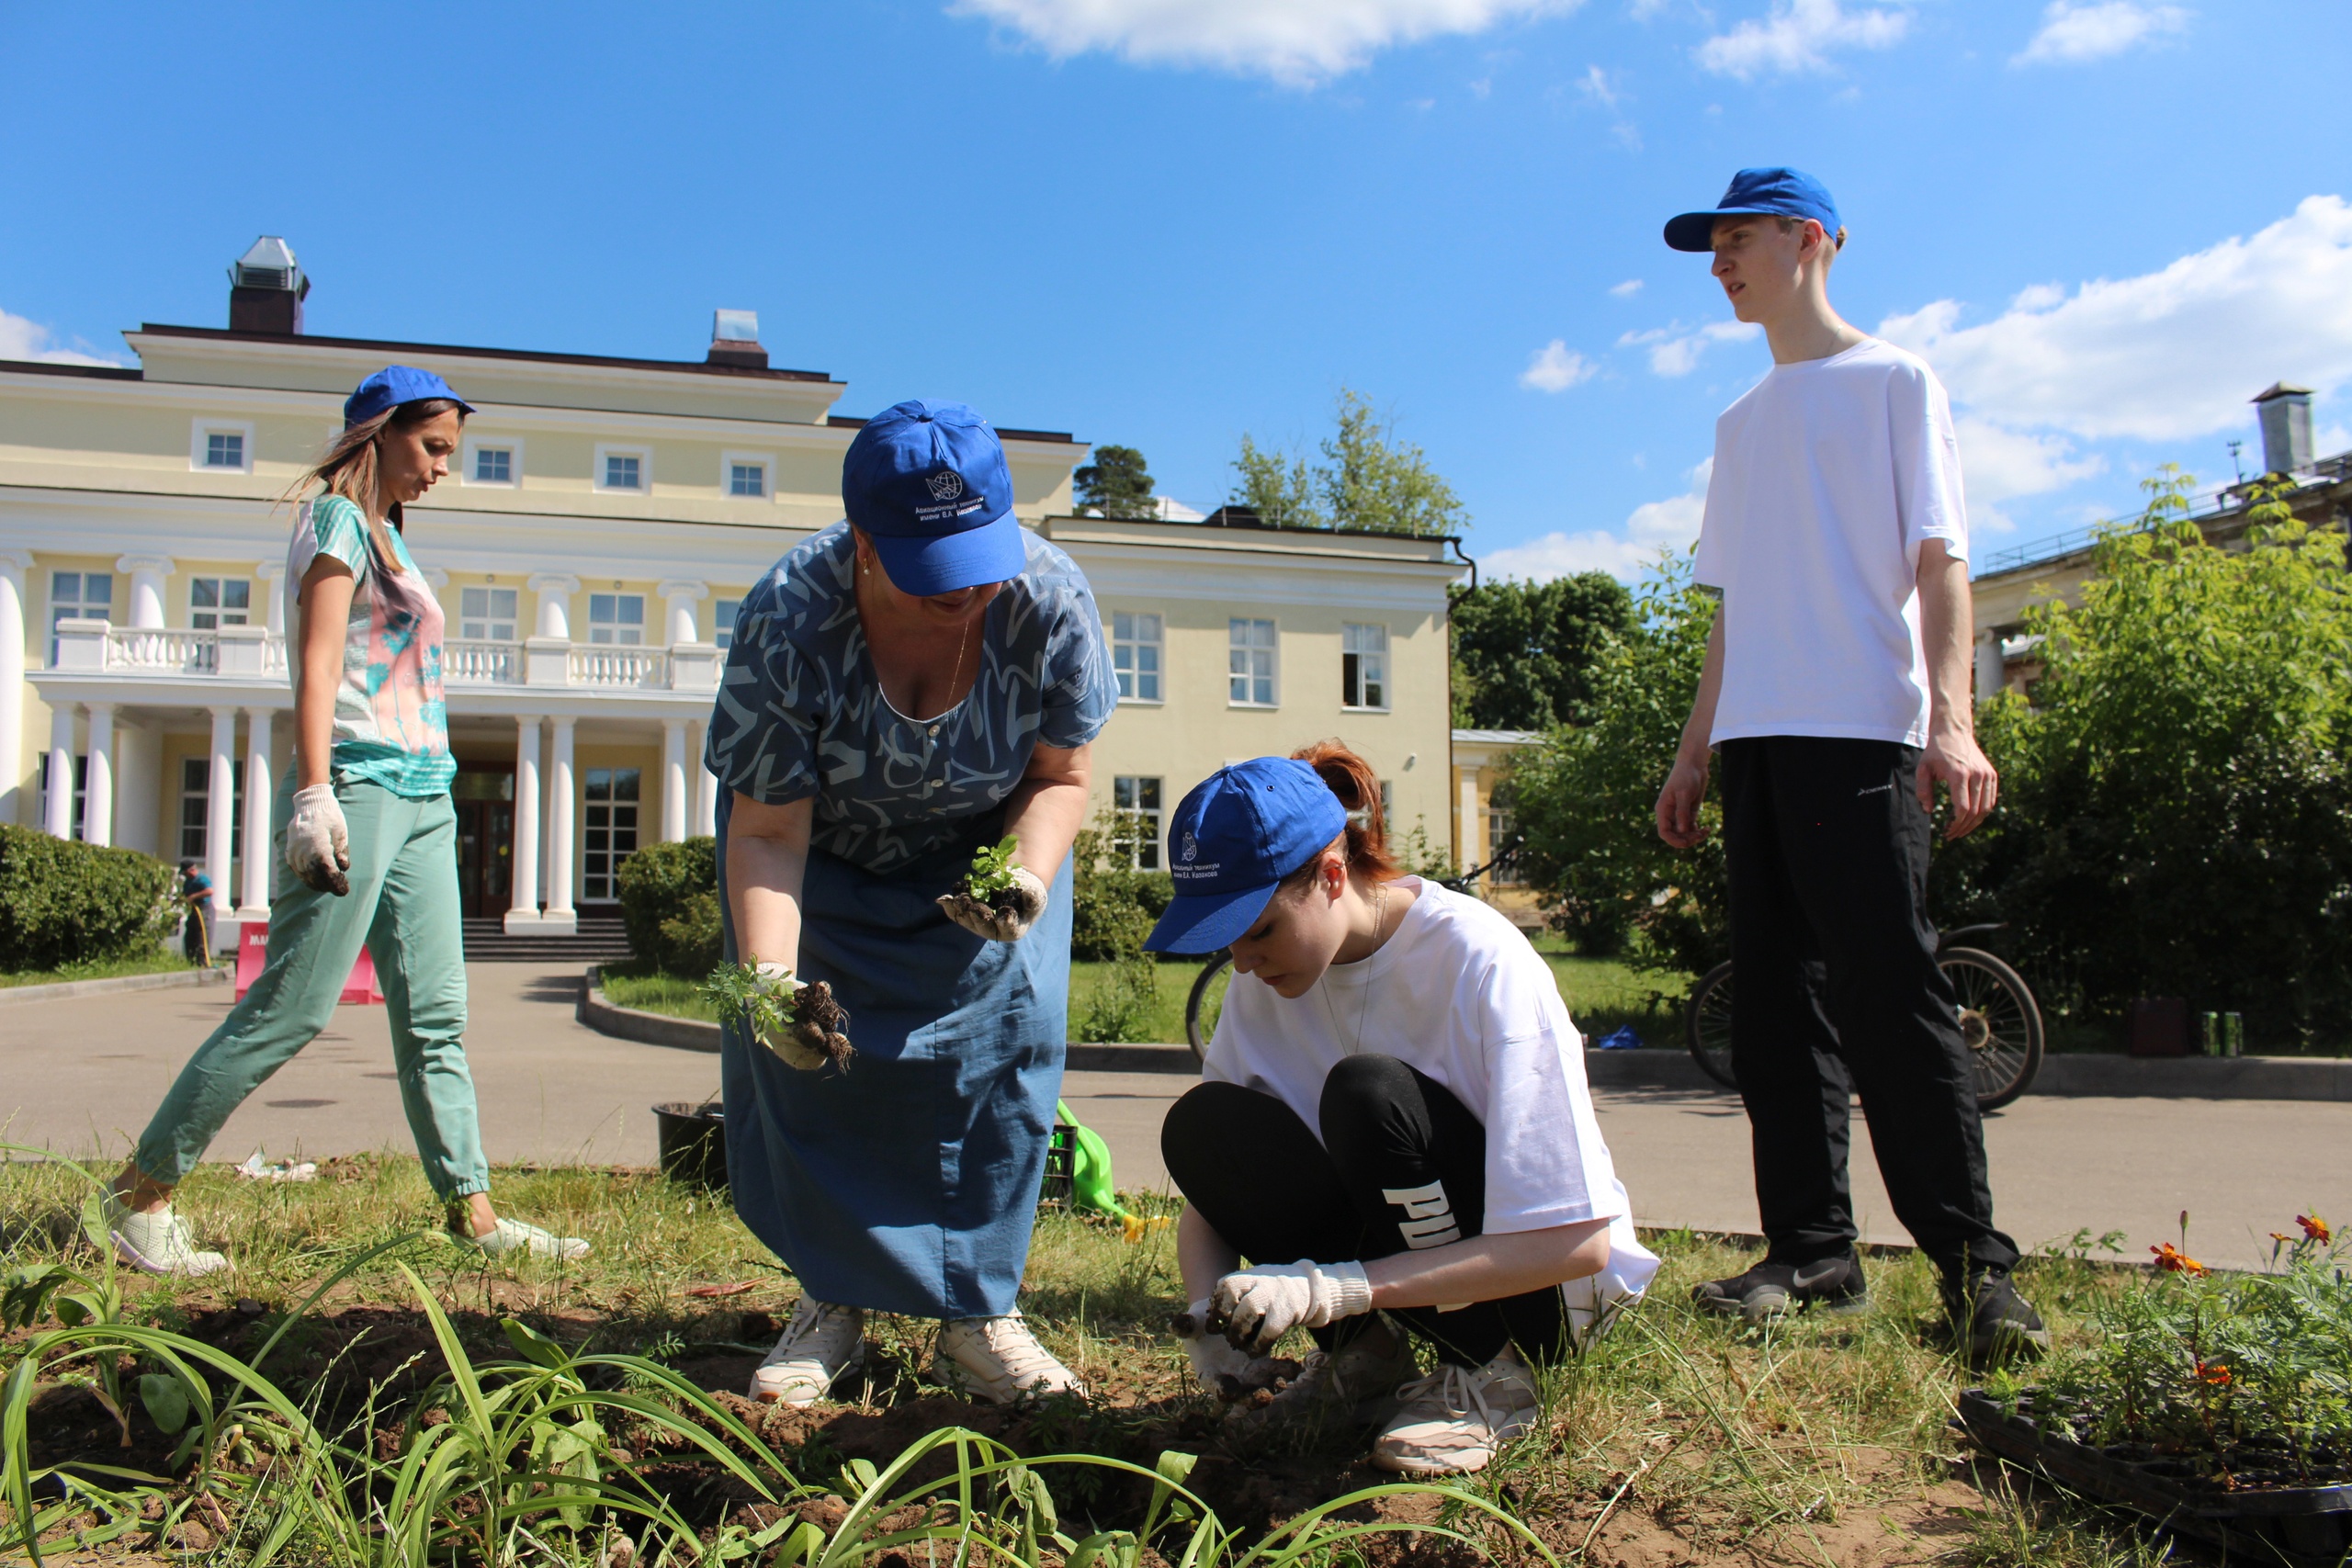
[281,397,466,531]
[1286,739,1402,884]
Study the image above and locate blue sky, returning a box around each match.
[4,1,2348,581]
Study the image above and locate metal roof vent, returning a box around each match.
[707,309,768,370]
[228,235,310,334]
[2252,383,2314,477]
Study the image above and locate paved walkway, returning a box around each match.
[4,966,2343,1271]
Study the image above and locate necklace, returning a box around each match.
[1321,881,1392,1055]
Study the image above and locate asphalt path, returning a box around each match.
[4,964,2342,1271]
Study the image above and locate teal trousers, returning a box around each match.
[133,778,489,1200]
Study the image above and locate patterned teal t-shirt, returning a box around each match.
[283,495,457,798]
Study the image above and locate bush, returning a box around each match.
[0,825,176,971]
[616,837,722,976]
[1069,812,1172,962]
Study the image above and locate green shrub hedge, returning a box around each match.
[616,837,722,976]
[0,825,177,971]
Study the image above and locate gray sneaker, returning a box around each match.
[456,1216,591,1260]
[92,1198,232,1278]
[1229,1314,1419,1433]
[1370,1347,1541,1476]
[1693,1253,1869,1325]
[932,1311,1085,1404]
[752,1297,866,1405]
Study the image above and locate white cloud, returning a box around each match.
[953,0,1581,85]
[0,307,119,367]
[1951,418,2104,533]
[1485,459,1711,581]
[2012,1,2189,65]
[1521,339,1598,392]
[1575,62,1620,105]
[1619,318,1761,376]
[1879,195,2352,444]
[1609,278,1644,297]
[1695,0,1910,78]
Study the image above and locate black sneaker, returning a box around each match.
[1949,1269,2050,1362]
[1693,1253,1869,1325]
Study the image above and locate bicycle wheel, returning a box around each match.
[1684,961,1738,1089]
[1939,947,2043,1110]
[1183,953,1235,1062]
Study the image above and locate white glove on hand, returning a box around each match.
[749,963,831,1071]
[1177,1298,1285,1398]
[286,784,351,896]
[1212,1258,1374,1354]
[936,864,1049,942]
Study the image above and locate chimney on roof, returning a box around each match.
[228,236,309,334]
[707,309,768,370]
[2252,383,2313,477]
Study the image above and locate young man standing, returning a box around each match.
[1651,168,2044,1359]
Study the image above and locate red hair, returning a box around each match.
[1287,739,1402,883]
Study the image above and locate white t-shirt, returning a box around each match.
[1204,879,1660,1340]
[1693,337,1969,748]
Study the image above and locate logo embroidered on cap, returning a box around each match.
[1180,831,1199,863]
[926,470,965,502]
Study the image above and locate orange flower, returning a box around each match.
[2298,1214,2331,1245]
[2196,1359,2233,1387]
[2152,1242,2210,1276]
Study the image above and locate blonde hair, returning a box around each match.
[281,398,466,530]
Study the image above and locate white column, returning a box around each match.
[661,717,688,842]
[1456,766,1482,872]
[118,555,174,630]
[692,718,718,838]
[530,573,580,639]
[658,579,707,646]
[206,707,236,921]
[43,703,76,838]
[506,716,543,932]
[1974,628,2005,702]
[241,706,273,915]
[0,553,27,826]
[83,702,116,847]
[257,561,287,637]
[545,715,576,931]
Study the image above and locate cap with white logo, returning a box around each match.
[841,400,1023,597]
[1144,758,1349,955]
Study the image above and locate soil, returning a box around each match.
[792,978,854,1068]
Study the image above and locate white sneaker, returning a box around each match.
[457,1216,591,1260]
[1370,1346,1541,1476]
[932,1311,1086,1405]
[752,1297,866,1405]
[93,1198,232,1278]
[1231,1315,1419,1433]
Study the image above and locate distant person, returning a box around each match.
[95,367,586,1277]
[177,860,213,965]
[1148,745,1658,1476]
[1650,169,2043,1358]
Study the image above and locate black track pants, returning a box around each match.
[1717,735,2019,1278]
[1159,1055,1572,1367]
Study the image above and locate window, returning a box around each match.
[595,445,650,492]
[1228,618,1277,707]
[459,586,518,641]
[49,570,112,660]
[205,432,244,468]
[1342,623,1389,710]
[605,455,640,490]
[39,753,86,840]
[587,592,645,645]
[178,755,245,863]
[729,463,763,497]
[189,577,251,630]
[1112,776,1163,870]
[474,447,512,484]
[713,596,741,651]
[1486,799,1523,885]
[1112,611,1162,703]
[189,420,254,473]
[582,767,641,900]
[722,451,774,500]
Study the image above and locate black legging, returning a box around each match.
[1160,1054,1571,1369]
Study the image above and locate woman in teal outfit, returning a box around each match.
[96,367,586,1276]
[708,400,1118,1408]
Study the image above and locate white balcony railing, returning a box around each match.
[53,623,707,694]
[570,644,668,688]
[443,639,521,684]
[108,626,220,673]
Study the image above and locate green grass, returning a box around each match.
[0,950,212,990]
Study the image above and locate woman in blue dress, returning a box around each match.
[707,400,1118,1407]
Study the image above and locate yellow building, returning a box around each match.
[1,240,1464,947]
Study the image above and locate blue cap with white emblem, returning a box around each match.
[1144,758,1350,955]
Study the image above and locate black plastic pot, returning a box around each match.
[653,1100,727,1191]
[1958,1389,2352,1566]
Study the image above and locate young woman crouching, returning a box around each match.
[1150,743,1658,1476]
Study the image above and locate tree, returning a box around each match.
[1229,389,1467,536]
[1073,445,1158,519]
[1452,573,1634,730]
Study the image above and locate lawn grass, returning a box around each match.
[0,949,212,990]
[2,1148,2189,1567]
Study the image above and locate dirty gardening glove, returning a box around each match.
[1175,1298,1286,1398]
[286,783,351,896]
[749,963,854,1072]
[936,865,1048,942]
[1212,1259,1374,1354]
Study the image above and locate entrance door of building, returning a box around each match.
[451,767,515,917]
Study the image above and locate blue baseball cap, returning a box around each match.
[842,400,1024,597]
[1145,759,1349,955]
[344,365,474,427]
[1664,167,1842,254]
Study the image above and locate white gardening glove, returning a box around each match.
[1174,1298,1285,1398]
[286,784,351,896]
[936,864,1048,942]
[1212,1259,1374,1354]
[747,963,854,1072]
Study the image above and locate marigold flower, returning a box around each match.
[2151,1242,2209,1276]
[2298,1213,2331,1245]
[2196,1359,2233,1387]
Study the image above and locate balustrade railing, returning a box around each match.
[107,627,217,673]
[71,629,681,692]
[444,639,521,684]
[570,644,668,688]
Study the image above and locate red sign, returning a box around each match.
[234,923,384,1005]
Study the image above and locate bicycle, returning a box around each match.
[1681,922,2045,1110]
[1181,844,1522,1061]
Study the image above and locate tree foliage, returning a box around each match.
[1231,389,1466,536]
[1452,573,1634,730]
[1072,445,1158,519]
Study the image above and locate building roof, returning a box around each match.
[0,358,141,381]
[1452,728,1545,746]
[132,322,842,386]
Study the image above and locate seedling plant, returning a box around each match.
[964,835,1025,915]
[702,960,854,1069]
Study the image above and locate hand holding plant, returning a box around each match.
[703,960,853,1071]
[936,834,1048,942]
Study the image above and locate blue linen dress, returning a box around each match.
[706,522,1118,1319]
